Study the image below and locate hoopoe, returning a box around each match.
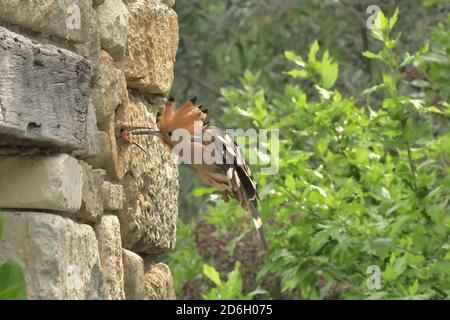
[115,97,269,251]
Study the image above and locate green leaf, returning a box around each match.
[310,229,330,253]
[362,83,385,96]
[203,264,223,287]
[285,174,296,190]
[0,259,27,300]
[285,69,308,79]
[362,51,379,59]
[389,8,399,30]
[371,238,393,259]
[284,51,306,67]
[372,10,388,41]
[316,138,328,155]
[427,106,445,115]
[235,107,255,118]
[408,279,419,296]
[400,52,415,67]
[314,85,333,100]
[383,74,396,96]
[308,40,320,64]
[319,61,339,89]
[224,262,244,298]
[248,287,269,297]
[383,255,408,282]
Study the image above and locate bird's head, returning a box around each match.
[114,121,160,155]
[114,96,208,151]
[115,122,133,145]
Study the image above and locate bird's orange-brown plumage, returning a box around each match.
[114,97,268,250]
[156,97,268,251]
[157,97,207,137]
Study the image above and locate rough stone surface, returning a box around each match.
[87,100,101,157]
[0,211,104,300]
[91,51,128,125]
[74,100,101,159]
[118,0,179,95]
[143,262,176,300]
[118,94,178,254]
[0,154,83,213]
[76,161,105,223]
[95,215,125,300]
[74,9,101,83]
[93,0,106,7]
[87,51,130,180]
[103,181,124,211]
[0,0,95,44]
[87,114,130,180]
[122,249,144,300]
[161,0,175,8]
[0,26,91,150]
[0,0,180,300]
[96,0,129,60]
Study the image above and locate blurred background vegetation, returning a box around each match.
[165,0,450,299]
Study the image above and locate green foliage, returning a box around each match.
[202,262,256,300]
[423,0,449,7]
[0,217,27,300]
[285,40,339,89]
[164,221,204,295]
[173,1,446,110]
[172,8,450,300]
[173,0,448,221]
[0,259,27,300]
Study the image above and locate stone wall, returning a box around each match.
[0,0,179,300]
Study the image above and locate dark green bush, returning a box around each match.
[169,9,449,300]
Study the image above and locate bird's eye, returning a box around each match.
[168,132,172,137]
[120,128,125,132]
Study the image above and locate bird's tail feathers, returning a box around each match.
[249,200,269,251]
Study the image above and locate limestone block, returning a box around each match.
[76,162,105,223]
[143,262,176,300]
[95,215,125,300]
[117,0,179,95]
[85,100,101,158]
[118,95,178,254]
[0,26,91,150]
[0,212,104,300]
[74,8,102,83]
[122,249,144,300]
[87,115,130,180]
[91,51,128,125]
[74,100,101,159]
[0,154,83,213]
[102,181,124,211]
[0,0,95,44]
[96,0,129,60]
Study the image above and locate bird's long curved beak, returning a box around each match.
[130,130,162,136]
[128,127,162,136]
[129,126,154,130]
[132,141,149,155]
